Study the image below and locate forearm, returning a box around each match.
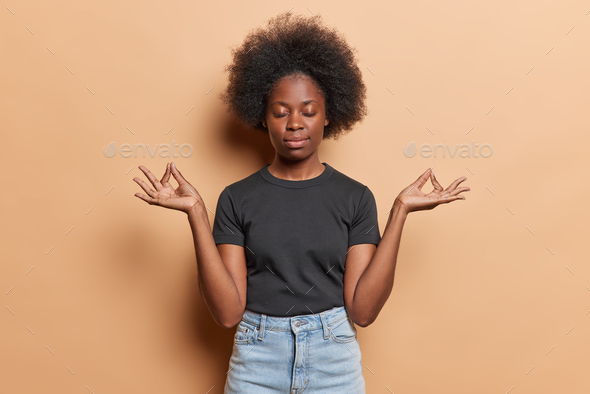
[351,202,408,327]
[187,203,243,328]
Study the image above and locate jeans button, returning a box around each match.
[294,321,301,327]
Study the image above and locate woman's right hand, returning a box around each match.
[133,162,203,213]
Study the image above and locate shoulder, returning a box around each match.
[328,165,373,196]
[221,167,266,198]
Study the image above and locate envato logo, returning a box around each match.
[403,141,493,158]
[103,140,193,158]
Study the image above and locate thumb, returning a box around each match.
[170,162,188,185]
[430,170,443,191]
[414,167,433,191]
[170,162,200,198]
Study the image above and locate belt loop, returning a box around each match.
[258,313,266,341]
[320,312,329,340]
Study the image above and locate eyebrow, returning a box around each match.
[270,99,318,106]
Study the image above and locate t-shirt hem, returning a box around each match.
[348,235,381,247]
[213,235,245,246]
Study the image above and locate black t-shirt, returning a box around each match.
[212,162,381,317]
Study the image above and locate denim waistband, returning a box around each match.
[241,305,351,341]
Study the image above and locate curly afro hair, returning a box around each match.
[219,11,368,141]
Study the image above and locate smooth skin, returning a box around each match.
[133,73,470,328]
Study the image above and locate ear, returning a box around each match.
[262,118,267,129]
[324,118,329,127]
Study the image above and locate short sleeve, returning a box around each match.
[348,186,381,247]
[212,186,245,246]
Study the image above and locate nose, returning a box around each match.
[286,112,304,131]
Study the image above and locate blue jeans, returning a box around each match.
[224,306,365,394]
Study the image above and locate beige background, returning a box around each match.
[1,0,589,393]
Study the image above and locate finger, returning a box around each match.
[436,185,471,197]
[169,162,189,186]
[444,176,468,193]
[448,186,470,196]
[161,163,172,187]
[438,194,466,205]
[134,192,157,205]
[133,177,158,198]
[430,171,444,192]
[414,167,433,191]
[138,165,164,191]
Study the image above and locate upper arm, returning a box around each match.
[344,186,380,319]
[343,243,376,314]
[217,243,248,320]
[211,187,248,326]
[347,186,381,247]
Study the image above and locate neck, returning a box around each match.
[267,154,325,181]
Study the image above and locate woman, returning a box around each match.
[133,12,469,394]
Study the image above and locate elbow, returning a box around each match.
[355,316,376,328]
[355,320,369,328]
[350,311,377,328]
[218,316,237,329]
[219,320,236,329]
[218,310,245,329]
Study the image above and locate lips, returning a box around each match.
[284,138,309,148]
[284,137,308,141]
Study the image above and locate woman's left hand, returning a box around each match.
[394,168,470,214]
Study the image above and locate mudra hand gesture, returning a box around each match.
[133,162,202,213]
[395,168,470,213]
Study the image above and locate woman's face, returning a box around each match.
[262,74,329,161]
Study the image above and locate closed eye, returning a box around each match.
[273,113,316,117]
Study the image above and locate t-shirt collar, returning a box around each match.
[259,162,334,188]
